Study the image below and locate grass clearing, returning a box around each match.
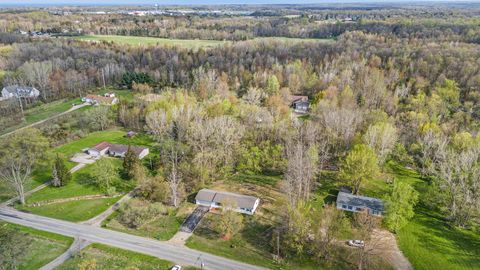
[74,35,334,50]
[57,243,199,270]
[387,163,480,270]
[1,222,72,270]
[75,35,227,49]
[17,196,121,222]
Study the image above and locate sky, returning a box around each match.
[2,0,479,7]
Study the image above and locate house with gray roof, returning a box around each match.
[195,189,260,215]
[336,191,384,216]
[86,141,149,159]
[1,85,40,99]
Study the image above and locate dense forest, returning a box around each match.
[0,3,480,270]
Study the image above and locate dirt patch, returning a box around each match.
[371,229,413,270]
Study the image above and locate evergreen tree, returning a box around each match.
[53,154,71,187]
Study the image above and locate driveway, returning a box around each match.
[180,206,209,233]
[0,207,266,270]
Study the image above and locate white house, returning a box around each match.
[336,191,384,216]
[195,189,260,215]
[1,85,40,99]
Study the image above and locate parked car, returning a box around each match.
[171,265,182,270]
[348,240,365,248]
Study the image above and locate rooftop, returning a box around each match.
[196,189,259,210]
[336,191,384,212]
[85,94,116,104]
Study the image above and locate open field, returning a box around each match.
[57,243,198,270]
[1,221,72,270]
[74,35,334,49]
[75,35,227,49]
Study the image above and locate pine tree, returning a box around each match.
[123,146,139,179]
[53,154,71,187]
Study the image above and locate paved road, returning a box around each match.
[0,103,89,138]
[0,207,266,270]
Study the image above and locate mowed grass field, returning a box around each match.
[390,164,480,270]
[75,35,226,49]
[74,35,334,49]
[57,243,199,270]
[0,222,72,270]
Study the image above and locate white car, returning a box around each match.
[171,265,182,270]
[348,240,365,248]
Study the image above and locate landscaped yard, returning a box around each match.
[55,129,156,165]
[0,222,72,270]
[16,157,134,222]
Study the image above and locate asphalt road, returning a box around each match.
[0,207,266,270]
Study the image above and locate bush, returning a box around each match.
[118,199,168,229]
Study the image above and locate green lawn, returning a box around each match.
[75,35,227,49]
[0,97,81,136]
[57,243,198,270]
[16,157,134,222]
[1,222,72,270]
[102,206,186,241]
[17,196,122,222]
[55,129,155,160]
[388,164,480,270]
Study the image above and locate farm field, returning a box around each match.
[0,222,72,270]
[73,34,334,49]
[74,35,227,49]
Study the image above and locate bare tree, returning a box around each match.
[162,141,186,208]
[0,129,49,205]
[363,122,398,164]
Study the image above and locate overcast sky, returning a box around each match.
[2,0,478,7]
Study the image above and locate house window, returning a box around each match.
[342,204,347,209]
[347,206,353,210]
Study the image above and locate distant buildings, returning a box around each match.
[87,141,149,159]
[82,93,118,105]
[1,85,40,99]
[336,190,384,216]
[195,189,260,215]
